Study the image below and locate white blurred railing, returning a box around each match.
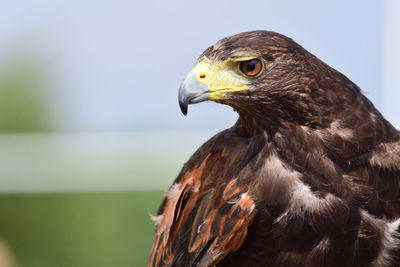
[0,131,215,193]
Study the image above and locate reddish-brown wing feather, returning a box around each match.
[148,152,255,267]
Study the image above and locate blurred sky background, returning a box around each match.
[0,1,399,266]
[0,0,400,192]
[0,0,398,134]
[0,0,398,193]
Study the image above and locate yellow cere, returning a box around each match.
[192,60,249,100]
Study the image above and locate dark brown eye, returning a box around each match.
[239,59,263,77]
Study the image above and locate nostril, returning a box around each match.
[199,74,206,79]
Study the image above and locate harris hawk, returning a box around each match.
[148,31,400,267]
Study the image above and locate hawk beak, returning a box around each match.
[178,70,210,115]
[178,60,248,115]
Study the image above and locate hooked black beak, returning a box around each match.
[178,70,210,115]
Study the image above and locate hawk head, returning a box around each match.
[178,30,365,131]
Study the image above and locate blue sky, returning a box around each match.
[0,1,386,132]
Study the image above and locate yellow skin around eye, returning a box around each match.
[191,58,264,100]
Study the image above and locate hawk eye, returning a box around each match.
[239,59,263,77]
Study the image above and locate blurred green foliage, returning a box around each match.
[0,191,164,267]
[0,53,53,132]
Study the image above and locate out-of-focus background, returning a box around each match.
[0,1,399,266]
